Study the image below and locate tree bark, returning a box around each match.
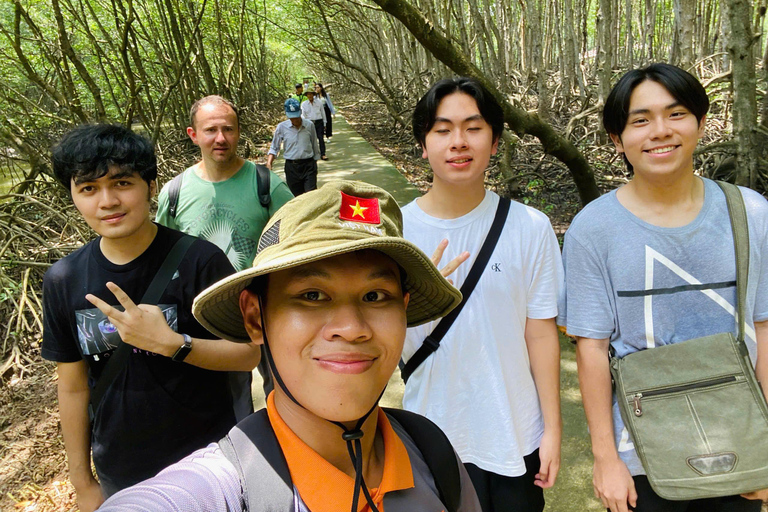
[596,0,613,107]
[675,0,696,70]
[722,0,760,188]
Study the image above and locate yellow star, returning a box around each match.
[350,200,368,219]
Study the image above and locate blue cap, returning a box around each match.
[284,98,301,118]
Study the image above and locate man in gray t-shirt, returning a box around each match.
[562,178,768,475]
[560,64,768,512]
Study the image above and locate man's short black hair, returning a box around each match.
[295,83,303,89]
[412,77,505,148]
[51,124,157,191]
[603,63,709,170]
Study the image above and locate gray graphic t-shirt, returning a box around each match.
[559,178,768,475]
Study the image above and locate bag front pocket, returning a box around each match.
[628,375,742,418]
[622,373,768,491]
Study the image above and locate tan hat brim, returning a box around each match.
[192,237,462,342]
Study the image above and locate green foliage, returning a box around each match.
[0,0,324,191]
[523,178,556,214]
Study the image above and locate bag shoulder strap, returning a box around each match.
[401,197,511,383]
[167,171,186,219]
[89,234,196,415]
[255,164,272,208]
[384,408,461,512]
[716,181,749,342]
[219,408,294,511]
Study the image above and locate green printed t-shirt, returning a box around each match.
[157,161,294,271]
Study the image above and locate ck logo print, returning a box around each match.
[491,262,501,272]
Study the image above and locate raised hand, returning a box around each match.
[85,282,179,357]
[430,238,470,285]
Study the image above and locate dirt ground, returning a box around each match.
[1,362,76,511]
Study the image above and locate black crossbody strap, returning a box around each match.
[89,234,197,415]
[717,181,749,342]
[401,197,511,383]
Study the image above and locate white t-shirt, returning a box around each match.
[401,190,563,477]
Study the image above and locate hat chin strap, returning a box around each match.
[258,297,382,512]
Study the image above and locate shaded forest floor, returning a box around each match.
[0,90,757,512]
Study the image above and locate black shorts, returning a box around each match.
[623,476,763,512]
[464,449,545,512]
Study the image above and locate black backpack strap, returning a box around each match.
[384,408,461,512]
[88,234,196,417]
[255,164,272,208]
[167,171,186,219]
[219,409,294,511]
[401,197,511,383]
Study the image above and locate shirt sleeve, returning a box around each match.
[560,231,616,340]
[97,444,244,512]
[155,182,178,229]
[41,261,82,362]
[267,175,295,216]
[300,101,310,120]
[326,95,336,115]
[744,188,768,322]
[754,228,768,323]
[526,216,564,320]
[197,243,236,291]
[268,126,283,157]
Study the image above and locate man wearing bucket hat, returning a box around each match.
[267,97,321,197]
[99,180,482,512]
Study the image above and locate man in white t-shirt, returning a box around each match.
[400,77,564,512]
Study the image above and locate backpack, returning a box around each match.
[219,407,461,512]
[167,164,272,219]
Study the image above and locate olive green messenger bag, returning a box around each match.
[610,181,768,501]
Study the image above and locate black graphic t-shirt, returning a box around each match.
[42,224,237,491]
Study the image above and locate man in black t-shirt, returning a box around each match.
[41,124,261,512]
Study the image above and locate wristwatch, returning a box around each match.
[171,334,192,362]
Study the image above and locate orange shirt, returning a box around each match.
[266,393,415,512]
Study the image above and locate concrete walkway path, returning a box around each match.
[255,113,418,410]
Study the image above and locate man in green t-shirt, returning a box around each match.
[156,95,294,407]
[156,95,293,272]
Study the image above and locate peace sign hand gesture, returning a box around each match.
[86,281,180,357]
[430,238,470,286]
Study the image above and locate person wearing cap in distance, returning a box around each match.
[267,98,321,197]
[98,180,483,512]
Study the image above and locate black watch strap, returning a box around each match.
[172,334,193,362]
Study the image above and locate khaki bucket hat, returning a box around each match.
[192,180,462,342]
